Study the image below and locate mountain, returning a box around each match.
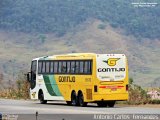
[0,20,160,87]
[0,0,160,87]
[0,0,160,39]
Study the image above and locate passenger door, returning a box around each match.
[31,60,37,89]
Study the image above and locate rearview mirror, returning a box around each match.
[26,72,31,82]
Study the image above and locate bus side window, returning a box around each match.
[84,61,88,74]
[75,61,79,73]
[84,61,92,74]
[61,61,67,73]
[88,61,92,74]
[54,61,58,74]
[38,61,42,74]
[67,61,71,73]
[46,61,50,73]
[50,61,54,73]
[71,61,75,73]
[79,61,84,73]
[42,61,46,73]
[58,61,62,73]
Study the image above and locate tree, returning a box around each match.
[16,71,30,99]
[128,78,150,105]
[129,78,133,85]
[0,73,3,84]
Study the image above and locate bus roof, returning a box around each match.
[32,53,96,61]
[32,53,126,61]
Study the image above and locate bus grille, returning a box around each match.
[86,89,92,100]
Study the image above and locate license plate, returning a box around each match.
[111,88,117,91]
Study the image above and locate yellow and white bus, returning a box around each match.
[27,53,128,107]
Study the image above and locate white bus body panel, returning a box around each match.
[96,54,126,81]
[30,74,64,101]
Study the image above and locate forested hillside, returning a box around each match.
[0,0,160,88]
[0,0,160,39]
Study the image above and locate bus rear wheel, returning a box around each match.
[71,91,77,106]
[78,92,87,107]
[39,91,47,104]
[107,101,115,107]
[97,101,107,107]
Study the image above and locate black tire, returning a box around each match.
[66,101,71,105]
[97,101,107,107]
[39,91,47,104]
[78,92,87,107]
[71,91,77,106]
[107,101,115,107]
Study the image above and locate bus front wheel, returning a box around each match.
[39,91,47,104]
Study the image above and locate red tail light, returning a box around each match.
[126,85,128,91]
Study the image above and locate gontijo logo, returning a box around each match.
[103,58,120,66]
[98,58,125,72]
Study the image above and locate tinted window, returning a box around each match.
[71,61,75,73]
[75,61,79,73]
[42,61,46,73]
[54,61,58,73]
[67,61,71,73]
[50,61,54,73]
[31,60,37,89]
[62,61,67,73]
[38,60,92,75]
[80,61,84,73]
[84,61,88,73]
[46,61,50,73]
[58,61,62,73]
[38,61,42,73]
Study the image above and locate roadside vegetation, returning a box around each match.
[0,71,30,99]
[127,78,150,105]
[118,78,160,105]
[0,75,160,105]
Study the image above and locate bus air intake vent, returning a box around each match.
[86,89,92,100]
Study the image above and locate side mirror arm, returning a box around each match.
[25,72,31,82]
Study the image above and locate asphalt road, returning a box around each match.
[0,99,160,120]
